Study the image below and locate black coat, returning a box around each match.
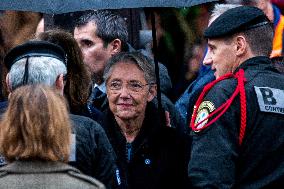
[102,102,190,189]
[189,56,284,188]
[69,114,117,189]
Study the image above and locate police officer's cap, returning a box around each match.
[4,40,67,71]
[204,6,271,38]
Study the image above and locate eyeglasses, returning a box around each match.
[108,80,150,93]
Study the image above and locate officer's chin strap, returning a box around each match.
[190,69,247,145]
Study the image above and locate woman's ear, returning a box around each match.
[147,84,157,102]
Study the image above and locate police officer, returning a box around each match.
[189,6,284,188]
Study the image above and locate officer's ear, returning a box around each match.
[235,35,248,56]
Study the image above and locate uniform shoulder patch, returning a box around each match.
[254,86,284,114]
[194,101,215,131]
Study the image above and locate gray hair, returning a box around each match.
[225,0,243,4]
[210,4,241,23]
[103,52,156,85]
[8,56,67,91]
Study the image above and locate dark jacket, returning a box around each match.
[0,161,105,189]
[69,114,117,189]
[102,102,190,189]
[189,56,284,188]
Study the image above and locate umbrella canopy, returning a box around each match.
[0,0,218,14]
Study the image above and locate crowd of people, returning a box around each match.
[0,0,283,188]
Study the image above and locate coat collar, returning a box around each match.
[234,56,273,73]
[0,161,80,174]
[102,102,162,160]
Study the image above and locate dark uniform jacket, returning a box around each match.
[102,102,190,189]
[0,161,105,189]
[189,56,284,188]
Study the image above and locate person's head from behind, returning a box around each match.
[74,10,128,84]
[37,29,92,113]
[203,6,273,78]
[241,0,274,22]
[4,40,67,94]
[0,84,71,162]
[104,52,156,121]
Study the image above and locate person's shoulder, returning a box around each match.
[208,77,237,97]
[70,113,98,124]
[67,169,106,189]
[51,164,104,188]
[69,114,105,132]
[0,163,106,189]
[69,113,112,149]
[0,170,8,178]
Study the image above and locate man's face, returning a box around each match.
[205,38,236,78]
[74,21,113,83]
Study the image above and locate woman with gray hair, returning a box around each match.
[102,52,189,189]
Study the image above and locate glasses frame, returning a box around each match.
[107,80,152,94]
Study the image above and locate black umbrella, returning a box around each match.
[0,0,218,14]
[0,0,218,124]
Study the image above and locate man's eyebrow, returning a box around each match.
[81,39,93,43]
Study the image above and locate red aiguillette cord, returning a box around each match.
[190,69,247,145]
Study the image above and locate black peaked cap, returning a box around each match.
[204,6,271,38]
[4,40,67,71]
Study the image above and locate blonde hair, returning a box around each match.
[0,84,71,162]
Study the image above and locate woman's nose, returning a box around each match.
[119,85,131,98]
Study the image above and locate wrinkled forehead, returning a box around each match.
[107,62,146,82]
